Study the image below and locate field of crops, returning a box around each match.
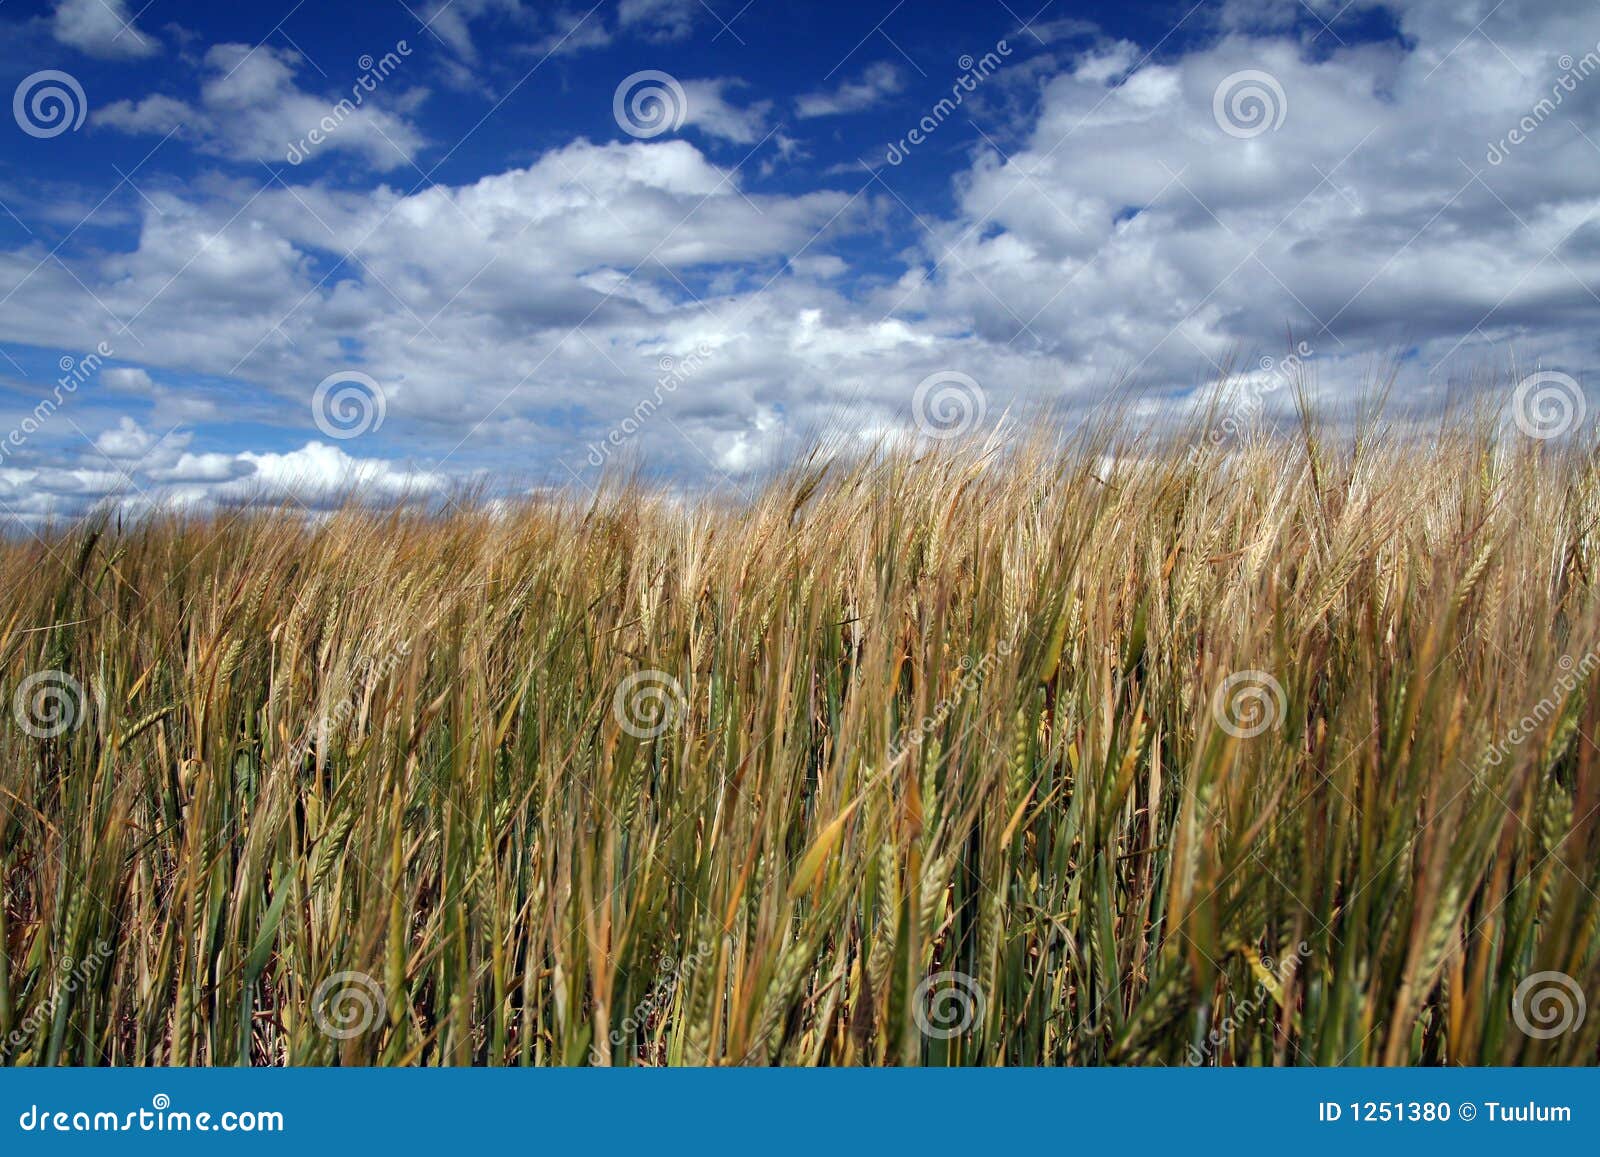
[4,412,1600,1066]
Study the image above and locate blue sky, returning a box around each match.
[0,0,1596,519]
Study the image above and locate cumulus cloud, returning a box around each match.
[5,0,1600,520]
[218,442,444,504]
[0,415,441,523]
[94,93,191,135]
[94,415,158,458]
[97,43,427,170]
[887,0,1600,390]
[144,450,251,484]
[680,78,771,144]
[52,0,158,59]
[0,136,874,506]
[101,368,155,392]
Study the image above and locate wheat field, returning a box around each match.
[3,403,1599,1066]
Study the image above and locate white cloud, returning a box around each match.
[52,0,158,59]
[0,136,875,504]
[1020,16,1099,44]
[421,0,524,62]
[94,415,157,458]
[145,450,252,483]
[870,0,1600,398]
[617,0,698,41]
[789,254,848,279]
[6,0,1600,519]
[101,367,155,392]
[420,0,608,72]
[97,43,427,170]
[220,442,444,503]
[681,78,771,144]
[797,62,903,118]
[94,93,191,134]
[0,417,441,522]
[527,8,613,57]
